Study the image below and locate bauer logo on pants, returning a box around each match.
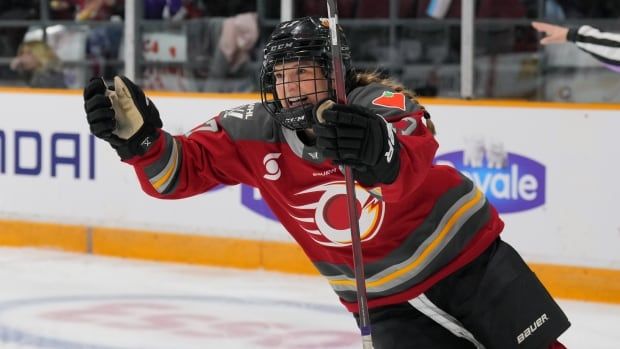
[435,141,545,214]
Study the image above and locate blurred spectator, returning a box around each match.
[144,0,182,19]
[202,12,259,92]
[0,1,39,82]
[50,1,125,80]
[51,0,124,21]
[183,12,259,92]
[10,40,67,88]
[216,12,259,75]
[50,0,77,19]
[76,0,124,21]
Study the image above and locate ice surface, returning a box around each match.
[0,248,617,348]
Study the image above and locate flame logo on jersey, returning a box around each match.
[290,181,385,247]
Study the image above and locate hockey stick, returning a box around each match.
[325,1,374,348]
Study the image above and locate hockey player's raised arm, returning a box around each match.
[126,121,252,199]
[83,75,253,199]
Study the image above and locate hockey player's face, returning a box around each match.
[274,60,330,109]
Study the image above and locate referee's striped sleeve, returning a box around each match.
[568,25,620,66]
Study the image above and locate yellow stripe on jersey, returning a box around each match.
[328,189,483,290]
[150,138,179,193]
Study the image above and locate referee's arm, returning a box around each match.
[568,25,620,66]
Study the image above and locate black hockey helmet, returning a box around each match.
[260,16,353,130]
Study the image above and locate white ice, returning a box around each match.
[0,247,617,349]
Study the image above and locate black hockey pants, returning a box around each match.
[354,238,570,349]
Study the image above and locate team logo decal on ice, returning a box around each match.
[0,295,359,348]
[372,91,406,111]
[290,182,385,247]
[435,139,545,213]
[263,153,282,181]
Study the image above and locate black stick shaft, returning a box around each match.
[326,1,373,348]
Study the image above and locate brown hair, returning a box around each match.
[352,71,436,135]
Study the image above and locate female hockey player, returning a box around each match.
[84,16,570,349]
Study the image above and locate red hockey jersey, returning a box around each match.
[126,83,504,312]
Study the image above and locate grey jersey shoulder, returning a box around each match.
[218,102,283,143]
[347,83,420,118]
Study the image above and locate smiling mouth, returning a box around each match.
[286,96,308,107]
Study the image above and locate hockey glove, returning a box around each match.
[313,100,400,185]
[84,75,162,160]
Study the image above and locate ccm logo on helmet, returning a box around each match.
[270,42,294,52]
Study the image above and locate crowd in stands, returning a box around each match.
[0,0,258,91]
[0,0,619,98]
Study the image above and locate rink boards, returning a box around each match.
[0,87,618,304]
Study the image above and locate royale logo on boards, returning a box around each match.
[435,140,546,213]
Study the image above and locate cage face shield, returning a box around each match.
[262,56,332,130]
[260,17,351,131]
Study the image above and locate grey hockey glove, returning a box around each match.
[84,75,162,160]
[313,100,400,186]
